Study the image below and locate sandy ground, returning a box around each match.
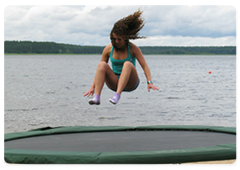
[184,159,236,164]
[3,159,237,165]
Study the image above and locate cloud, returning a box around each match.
[134,35,236,46]
[141,6,236,38]
[4,5,236,46]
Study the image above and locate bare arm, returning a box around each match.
[131,44,159,92]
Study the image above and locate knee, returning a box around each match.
[97,61,108,71]
[123,61,134,67]
[123,61,134,69]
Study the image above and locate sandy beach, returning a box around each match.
[184,159,236,164]
[3,159,237,165]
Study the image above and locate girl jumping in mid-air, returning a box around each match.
[84,10,159,105]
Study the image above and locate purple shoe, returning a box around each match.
[89,95,100,105]
[109,93,120,105]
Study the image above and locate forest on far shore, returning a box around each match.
[4,41,236,55]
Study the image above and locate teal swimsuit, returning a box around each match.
[110,45,136,74]
[110,45,140,92]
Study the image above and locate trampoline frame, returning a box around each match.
[4,125,236,164]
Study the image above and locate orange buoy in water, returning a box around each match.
[209,71,212,74]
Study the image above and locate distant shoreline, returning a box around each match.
[4,40,236,55]
[2,53,237,56]
[4,53,236,56]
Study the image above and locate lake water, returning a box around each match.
[4,54,236,133]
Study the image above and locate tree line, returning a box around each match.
[4,41,236,55]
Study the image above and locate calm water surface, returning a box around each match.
[4,55,236,133]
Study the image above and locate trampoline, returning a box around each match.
[4,125,236,164]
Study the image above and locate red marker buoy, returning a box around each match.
[209,71,212,74]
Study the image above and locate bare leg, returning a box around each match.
[89,61,118,105]
[109,61,139,104]
[117,61,139,94]
[94,61,107,96]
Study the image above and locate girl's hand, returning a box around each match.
[83,87,95,97]
[147,84,159,92]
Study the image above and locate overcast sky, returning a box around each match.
[4,5,236,46]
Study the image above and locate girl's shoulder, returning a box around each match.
[102,44,113,57]
[129,42,141,56]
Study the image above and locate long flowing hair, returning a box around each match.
[110,9,146,44]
